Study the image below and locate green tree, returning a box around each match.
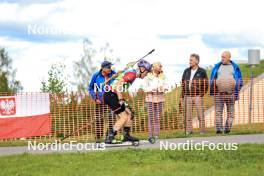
[100,42,121,64]
[0,47,23,93]
[71,39,121,92]
[41,62,67,94]
[71,38,97,92]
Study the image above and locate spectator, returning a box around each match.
[144,62,168,143]
[210,51,243,134]
[181,53,208,135]
[88,61,116,142]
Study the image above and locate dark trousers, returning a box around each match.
[215,93,235,132]
[95,103,115,140]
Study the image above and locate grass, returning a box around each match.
[239,59,264,79]
[133,123,264,140]
[0,144,263,176]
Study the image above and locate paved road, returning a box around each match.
[1,134,264,156]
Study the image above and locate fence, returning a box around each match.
[0,77,263,142]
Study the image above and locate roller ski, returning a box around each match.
[148,136,159,144]
[104,127,140,147]
[121,127,140,146]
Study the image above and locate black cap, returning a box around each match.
[101,61,113,68]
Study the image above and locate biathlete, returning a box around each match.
[103,59,152,144]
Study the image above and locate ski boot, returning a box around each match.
[122,127,139,146]
[105,128,117,144]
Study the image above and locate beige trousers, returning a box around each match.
[114,108,133,131]
[184,96,205,133]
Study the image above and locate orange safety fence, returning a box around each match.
[0,77,263,142]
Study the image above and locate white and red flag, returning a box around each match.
[0,93,51,139]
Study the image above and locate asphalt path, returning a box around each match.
[1,134,264,156]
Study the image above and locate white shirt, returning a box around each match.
[189,68,198,90]
[144,74,168,92]
[190,68,198,81]
[143,73,168,102]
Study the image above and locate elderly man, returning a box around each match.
[181,53,208,135]
[210,51,243,134]
[88,61,116,142]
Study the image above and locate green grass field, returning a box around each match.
[0,144,263,176]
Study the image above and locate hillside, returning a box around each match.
[206,59,264,79]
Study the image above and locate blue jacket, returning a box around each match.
[210,60,243,100]
[88,70,116,102]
